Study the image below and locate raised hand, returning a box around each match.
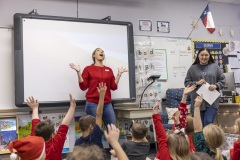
[183,85,196,95]
[97,82,107,98]
[104,124,120,145]
[69,94,76,108]
[26,97,38,109]
[117,67,128,76]
[194,95,203,108]
[152,101,160,115]
[69,63,81,72]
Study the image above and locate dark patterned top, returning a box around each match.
[194,132,227,160]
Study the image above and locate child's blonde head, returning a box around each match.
[190,152,214,160]
[167,132,190,160]
[203,124,225,160]
[186,116,194,135]
[67,144,104,160]
[234,118,240,134]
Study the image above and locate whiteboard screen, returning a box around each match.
[14,14,135,107]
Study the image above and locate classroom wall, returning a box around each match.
[1,0,240,39]
[0,0,240,110]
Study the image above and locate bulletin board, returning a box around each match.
[192,39,230,70]
[134,36,192,102]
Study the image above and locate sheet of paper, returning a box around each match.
[196,82,220,105]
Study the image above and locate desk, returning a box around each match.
[216,103,240,133]
[114,107,156,145]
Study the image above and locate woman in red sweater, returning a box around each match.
[69,48,127,125]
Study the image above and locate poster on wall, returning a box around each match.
[153,49,168,80]
[0,117,18,154]
[139,20,152,31]
[157,21,170,33]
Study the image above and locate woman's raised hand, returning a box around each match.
[117,67,128,76]
[69,63,81,72]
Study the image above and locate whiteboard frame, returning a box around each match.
[14,13,136,107]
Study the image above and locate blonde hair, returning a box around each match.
[67,144,104,160]
[190,152,214,160]
[203,124,225,160]
[167,133,190,160]
[235,118,240,134]
[91,48,100,64]
[92,48,105,64]
[186,116,194,135]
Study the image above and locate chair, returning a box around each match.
[160,88,191,130]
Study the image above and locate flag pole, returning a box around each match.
[187,1,211,38]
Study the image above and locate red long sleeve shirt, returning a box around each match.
[230,140,240,160]
[172,102,196,153]
[152,114,172,160]
[79,65,117,104]
[31,119,69,160]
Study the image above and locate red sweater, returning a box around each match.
[79,65,117,104]
[31,119,69,160]
[230,139,240,160]
[172,102,196,153]
[152,114,172,160]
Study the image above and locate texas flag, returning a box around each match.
[200,5,215,34]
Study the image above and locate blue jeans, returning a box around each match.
[200,107,218,127]
[85,101,116,125]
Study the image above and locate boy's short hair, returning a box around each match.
[35,119,55,142]
[132,122,147,140]
[79,115,96,132]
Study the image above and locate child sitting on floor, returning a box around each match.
[67,124,128,160]
[172,85,196,153]
[153,101,190,160]
[110,122,150,160]
[193,95,226,160]
[75,82,106,148]
[8,136,46,160]
[27,93,76,160]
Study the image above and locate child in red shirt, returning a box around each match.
[27,94,76,160]
[230,117,240,160]
[172,85,196,153]
[153,101,190,160]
